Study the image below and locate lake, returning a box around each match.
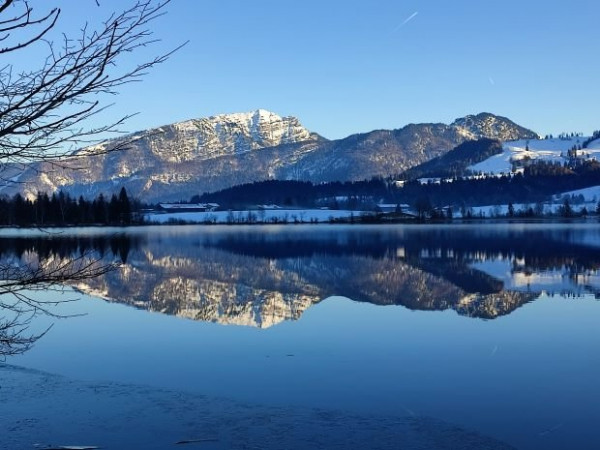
[2,223,599,449]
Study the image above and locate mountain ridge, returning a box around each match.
[3,110,539,202]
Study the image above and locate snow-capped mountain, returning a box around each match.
[136,109,319,163]
[67,231,539,326]
[4,110,538,202]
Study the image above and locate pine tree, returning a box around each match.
[561,199,573,218]
[118,187,132,225]
[108,194,120,224]
[12,194,28,226]
[35,192,50,225]
[78,196,91,223]
[93,194,108,224]
[508,202,515,217]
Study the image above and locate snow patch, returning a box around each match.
[146,209,362,224]
[468,137,600,175]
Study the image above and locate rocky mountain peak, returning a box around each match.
[451,112,539,141]
[140,109,316,163]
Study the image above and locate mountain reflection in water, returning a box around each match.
[2,224,599,327]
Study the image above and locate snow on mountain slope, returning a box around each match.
[587,138,600,149]
[468,137,600,175]
[129,109,317,163]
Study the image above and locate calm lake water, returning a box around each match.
[2,223,600,449]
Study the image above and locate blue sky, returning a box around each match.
[42,1,600,139]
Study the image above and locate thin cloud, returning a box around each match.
[393,11,419,32]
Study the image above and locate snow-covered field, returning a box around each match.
[146,208,362,224]
[558,185,600,202]
[468,137,600,175]
[466,200,598,218]
[462,180,600,218]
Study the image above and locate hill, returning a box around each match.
[400,138,504,180]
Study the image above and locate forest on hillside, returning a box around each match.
[196,158,600,214]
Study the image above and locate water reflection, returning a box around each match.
[0,234,138,264]
[1,225,599,327]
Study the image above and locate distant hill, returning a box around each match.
[400,138,504,180]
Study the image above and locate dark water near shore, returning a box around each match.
[2,224,600,449]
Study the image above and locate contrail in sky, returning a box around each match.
[393,11,418,32]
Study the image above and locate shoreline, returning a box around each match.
[0,214,598,230]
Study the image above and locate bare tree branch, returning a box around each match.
[0,234,134,356]
[0,0,183,164]
[0,0,180,355]
[1,312,51,359]
[0,2,59,54]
